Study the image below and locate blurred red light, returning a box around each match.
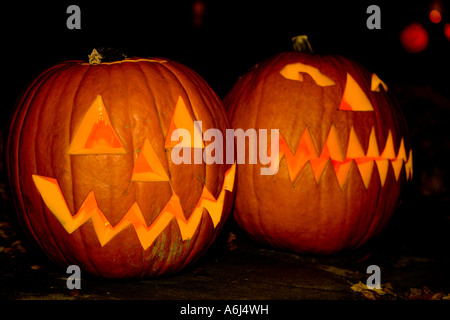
[192,0,206,27]
[400,23,429,53]
[445,23,450,41]
[429,9,442,23]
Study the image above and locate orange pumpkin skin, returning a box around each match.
[225,51,412,254]
[7,57,235,278]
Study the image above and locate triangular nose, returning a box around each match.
[131,138,169,182]
[68,95,127,155]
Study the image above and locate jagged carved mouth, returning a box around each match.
[32,164,235,250]
[274,125,413,188]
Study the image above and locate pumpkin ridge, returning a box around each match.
[150,61,205,218]
[34,64,77,261]
[67,64,103,273]
[131,61,172,213]
[7,63,63,236]
[68,64,94,213]
[17,64,76,266]
[252,61,274,243]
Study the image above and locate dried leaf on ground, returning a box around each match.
[349,281,396,300]
[406,286,450,300]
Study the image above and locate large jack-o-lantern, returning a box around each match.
[225,37,412,254]
[6,51,235,278]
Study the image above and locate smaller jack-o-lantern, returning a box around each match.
[225,36,413,254]
[6,50,235,278]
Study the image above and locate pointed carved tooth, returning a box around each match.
[380,130,396,160]
[323,125,345,162]
[278,135,302,182]
[163,194,195,240]
[135,207,174,249]
[309,158,330,182]
[223,163,237,192]
[389,138,407,181]
[199,187,227,227]
[356,160,374,189]
[366,127,380,158]
[334,160,352,188]
[396,138,407,161]
[376,160,389,187]
[405,150,413,181]
[391,158,404,181]
[279,128,318,182]
[176,208,203,240]
[390,139,405,181]
[346,127,365,159]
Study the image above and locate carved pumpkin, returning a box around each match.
[6,51,235,278]
[225,37,413,254]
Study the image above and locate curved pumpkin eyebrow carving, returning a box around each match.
[279,62,336,87]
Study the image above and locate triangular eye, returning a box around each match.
[338,73,374,111]
[371,73,388,92]
[164,96,204,149]
[68,95,127,155]
[131,138,169,182]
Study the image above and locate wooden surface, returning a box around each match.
[1,193,449,301]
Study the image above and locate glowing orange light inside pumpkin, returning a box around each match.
[429,9,442,23]
[68,95,127,154]
[131,138,170,182]
[84,119,123,149]
[270,125,412,189]
[32,164,236,249]
[400,23,429,53]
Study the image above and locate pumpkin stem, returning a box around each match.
[88,49,103,65]
[292,35,313,54]
[88,48,128,65]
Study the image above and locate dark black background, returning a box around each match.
[2,1,449,112]
[1,0,450,301]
